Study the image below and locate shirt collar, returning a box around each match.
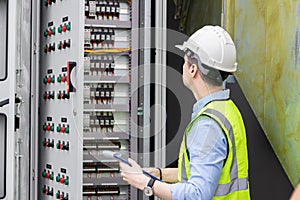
[191,89,230,120]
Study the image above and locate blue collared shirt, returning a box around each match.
[170,90,229,200]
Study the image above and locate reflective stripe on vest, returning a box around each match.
[204,109,248,196]
[178,100,250,198]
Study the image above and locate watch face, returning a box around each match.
[144,186,153,196]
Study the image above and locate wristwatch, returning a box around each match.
[143,178,156,196]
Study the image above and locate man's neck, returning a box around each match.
[193,86,223,101]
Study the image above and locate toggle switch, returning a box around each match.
[56,174,61,182]
[43,91,55,100]
[43,170,54,180]
[42,170,47,178]
[63,194,69,200]
[61,75,67,82]
[63,91,70,99]
[49,92,54,99]
[56,124,61,132]
[45,171,50,179]
[64,39,71,48]
[57,91,70,100]
[58,25,63,33]
[60,126,65,133]
[58,41,64,50]
[42,185,47,194]
[65,126,69,134]
[46,124,51,131]
[42,138,47,147]
[62,141,69,151]
[58,40,70,50]
[49,43,55,52]
[48,139,54,148]
[44,30,48,38]
[66,22,71,31]
[56,140,63,150]
[64,176,69,185]
[44,45,49,53]
[57,74,67,83]
[44,0,56,6]
[56,191,69,200]
[47,187,53,196]
[43,123,47,131]
[43,75,55,84]
[60,176,65,184]
[62,24,67,32]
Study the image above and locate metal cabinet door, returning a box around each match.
[0,0,17,199]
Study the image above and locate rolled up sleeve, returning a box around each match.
[170,118,228,200]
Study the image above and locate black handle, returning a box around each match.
[67,61,77,93]
[0,98,9,107]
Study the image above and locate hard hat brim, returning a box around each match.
[175,44,185,51]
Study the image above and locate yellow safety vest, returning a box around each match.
[178,100,250,199]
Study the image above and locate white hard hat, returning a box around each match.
[176,25,238,72]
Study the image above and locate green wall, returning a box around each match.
[226,0,300,186]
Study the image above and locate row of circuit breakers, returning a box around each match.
[39,0,136,199]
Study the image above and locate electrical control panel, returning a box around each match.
[39,0,84,199]
[39,0,139,199]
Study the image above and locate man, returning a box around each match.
[120,25,250,199]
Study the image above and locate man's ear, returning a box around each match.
[190,64,198,77]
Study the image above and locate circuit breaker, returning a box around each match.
[39,0,139,199]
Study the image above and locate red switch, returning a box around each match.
[61,126,65,133]
[46,124,51,131]
[48,29,52,36]
[62,25,67,32]
[47,77,51,84]
[60,177,65,184]
[46,172,50,179]
[61,75,66,82]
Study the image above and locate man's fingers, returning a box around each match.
[128,158,140,168]
[120,161,131,171]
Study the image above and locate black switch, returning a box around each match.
[64,39,71,48]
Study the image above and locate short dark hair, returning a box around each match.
[185,51,230,87]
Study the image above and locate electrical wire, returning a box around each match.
[84,48,131,54]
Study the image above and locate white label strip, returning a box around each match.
[115,36,129,42]
[120,8,129,14]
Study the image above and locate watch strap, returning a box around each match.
[147,178,156,188]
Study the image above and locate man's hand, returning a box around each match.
[120,158,150,190]
[143,168,160,178]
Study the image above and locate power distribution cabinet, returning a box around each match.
[39,0,139,199]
